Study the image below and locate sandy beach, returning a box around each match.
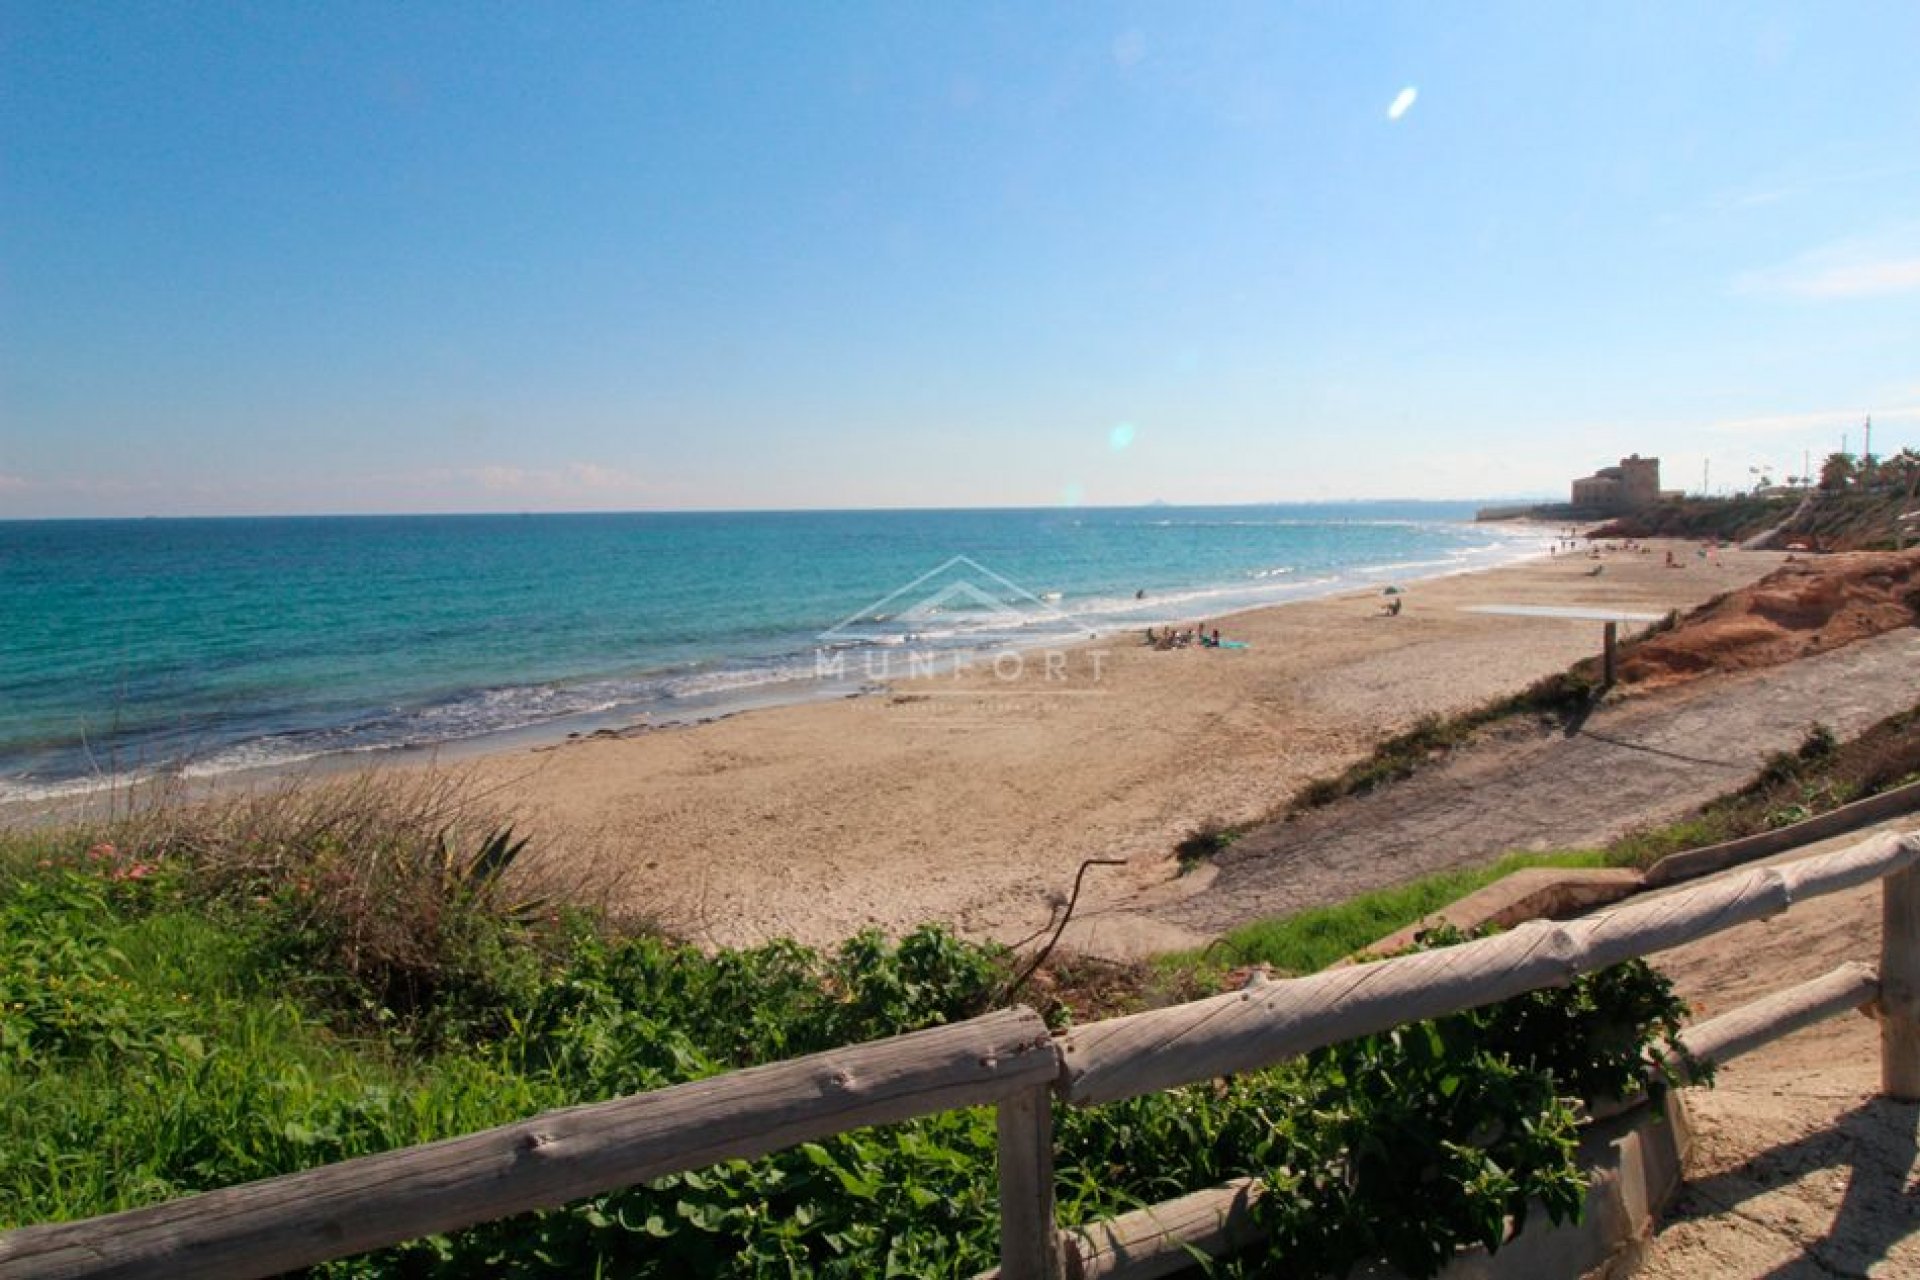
[457,537,1788,951]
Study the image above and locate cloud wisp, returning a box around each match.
[1387,86,1418,121]
[1736,228,1920,299]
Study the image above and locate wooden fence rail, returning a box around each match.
[5,829,1917,1280]
[1059,830,1918,1105]
[0,1009,1055,1280]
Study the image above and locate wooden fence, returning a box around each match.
[4,829,1917,1280]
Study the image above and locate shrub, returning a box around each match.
[1175,818,1241,872]
[3,780,1702,1279]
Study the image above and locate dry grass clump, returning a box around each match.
[38,769,643,1038]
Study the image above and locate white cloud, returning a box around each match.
[1736,228,1920,299]
[1387,86,1417,121]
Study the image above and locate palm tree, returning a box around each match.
[1819,451,1859,491]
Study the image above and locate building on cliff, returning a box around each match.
[1571,454,1660,514]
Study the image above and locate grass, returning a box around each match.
[1153,850,1610,984]
[1154,698,1920,996]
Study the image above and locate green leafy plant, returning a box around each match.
[2,780,1707,1279]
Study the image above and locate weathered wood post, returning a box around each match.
[1602,620,1619,688]
[996,1083,1065,1279]
[1882,864,1920,1099]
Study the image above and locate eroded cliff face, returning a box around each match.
[1620,547,1920,688]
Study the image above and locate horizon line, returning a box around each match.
[0,495,1565,524]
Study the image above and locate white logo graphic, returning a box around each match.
[815,556,1104,689]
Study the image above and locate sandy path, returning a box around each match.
[1632,824,1920,1278]
[464,542,1778,950]
[1112,628,1920,954]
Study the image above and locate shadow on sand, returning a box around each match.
[1660,1096,1919,1278]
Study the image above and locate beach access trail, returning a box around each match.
[1106,624,1920,956]
[1629,818,1920,1278]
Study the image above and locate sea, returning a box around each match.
[0,504,1544,802]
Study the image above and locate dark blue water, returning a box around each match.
[0,504,1537,798]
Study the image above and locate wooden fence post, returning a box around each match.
[996,1084,1064,1279]
[1883,865,1920,1099]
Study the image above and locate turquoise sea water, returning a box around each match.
[0,504,1540,799]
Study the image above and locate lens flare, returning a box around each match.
[1109,422,1136,451]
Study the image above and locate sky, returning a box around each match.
[3,1,1918,517]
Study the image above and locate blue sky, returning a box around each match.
[3,2,1917,516]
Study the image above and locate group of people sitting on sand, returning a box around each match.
[1144,624,1225,650]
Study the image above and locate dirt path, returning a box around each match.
[1632,823,1920,1278]
[1084,627,1920,955]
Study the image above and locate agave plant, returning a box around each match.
[439,825,546,921]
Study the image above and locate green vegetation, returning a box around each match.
[1603,705,1920,868]
[1188,701,1920,991]
[1593,456,1920,550]
[1160,851,1610,981]
[2,778,1700,1278]
[1174,817,1240,873]
[1589,493,1796,544]
[1308,675,1920,874]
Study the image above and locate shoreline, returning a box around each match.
[452,535,1778,951]
[6,532,1781,954]
[0,518,1550,813]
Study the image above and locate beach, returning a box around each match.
[461,539,1788,951]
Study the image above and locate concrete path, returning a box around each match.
[1075,627,1920,957]
[1634,819,1920,1278]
